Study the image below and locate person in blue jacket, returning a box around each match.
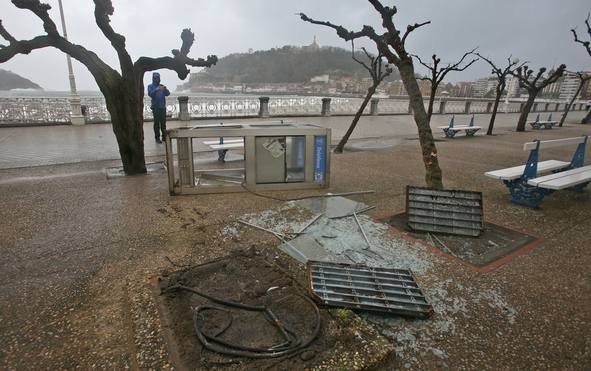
[147,72,170,143]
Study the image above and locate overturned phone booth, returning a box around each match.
[165,122,331,195]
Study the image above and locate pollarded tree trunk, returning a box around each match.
[103,80,146,174]
[399,59,443,189]
[559,82,585,127]
[426,86,436,122]
[487,84,503,135]
[334,86,375,153]
[516,92,537,132]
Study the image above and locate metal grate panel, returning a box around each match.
[306,261,433,319]
[406,186,484,237]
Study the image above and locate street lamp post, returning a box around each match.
[57,0,85,125]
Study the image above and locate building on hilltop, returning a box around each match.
[303,36,320,51]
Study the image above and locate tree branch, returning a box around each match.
[543,64,566,86]
[299,11,401,65]
[298,13,375,42]
[436,48,478,85]
[575,70,591,82]
[410,54,434,77]
[351,41,373,76]
[93,0,134,74]
[0,35,52,62]
[571,13,591,57]
[367,0,397,34]
[11,0,59,36]
[401,21,430,46]
[0,20,17,44]
[512,64,566,91]
[445,48,479,72]
[134,29,217,79]
[0,33,117,91]
[2,1,117,89]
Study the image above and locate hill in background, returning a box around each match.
[182,42,400,90]
[0,69,42,91]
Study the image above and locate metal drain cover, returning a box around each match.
[406,185,484,237]
[306,261,433,318]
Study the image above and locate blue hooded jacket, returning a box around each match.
[148,72,170,109]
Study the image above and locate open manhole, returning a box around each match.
[155,252,393,370]
[387,213,542,272]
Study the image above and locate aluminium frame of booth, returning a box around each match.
[164,122,331,195]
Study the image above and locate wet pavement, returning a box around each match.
[0,110,590,369]
[0,111,565,169]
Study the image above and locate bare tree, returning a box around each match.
[511,64,566,132]
[335,42,392,154]
[412,49,478,122]
[559,72,591,127]
[0,0,217,175]
[571,13,591,124]
[300,0,444,189]
[476,54,525,135]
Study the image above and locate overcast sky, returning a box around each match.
[1,0,590,91]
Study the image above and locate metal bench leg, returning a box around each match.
[218,149,227,162]
[466,129,477,136]
[444,129,456,138]
[570,181,589,193]
[505,179,552,208]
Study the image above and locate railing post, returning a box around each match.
[486,102,493,113]
[178,96,190,121]
[544,102,550,112]
[370,98,379,116]
[258,96,270,118]
[532,102,538,112]
[321,98,331,116]
[69,96,85,125]
[439,100,446,115]
[464,101,471,114]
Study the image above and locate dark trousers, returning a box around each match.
[153,107,167,140]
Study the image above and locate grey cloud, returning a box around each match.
[0,0,589,90]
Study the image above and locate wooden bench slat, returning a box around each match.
[209,143,245,150]
[527,165,591,190]
[484,160,570,180]
[203,139,244,145]
[527,166,591,184]
[437,125,482,130]
[523,137,586,151]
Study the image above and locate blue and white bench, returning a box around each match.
[485,135,590,208]
[438,115,481,138]
[528,113,557,130]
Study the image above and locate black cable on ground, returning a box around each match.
[164,285,321,359]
